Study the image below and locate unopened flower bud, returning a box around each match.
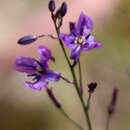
[60,2,67,17]
[17,35,37,45]
[46,87,61,109]
[88,82,97,93]
[69,22,76,32]
[48,0,55,12]
[108,88,119,115]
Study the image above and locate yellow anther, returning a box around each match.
[37,68,43,72]
[78,39,83,44]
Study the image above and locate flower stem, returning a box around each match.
[78,60,83,95]
[61,75,74,84]
[105,114,111,130]
[60,109,84,130]
[86,93,92,111]
[38,34,58,39]
[53,20,92,130]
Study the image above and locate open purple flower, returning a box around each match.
[59,12,102,62]
[14,46,61,90]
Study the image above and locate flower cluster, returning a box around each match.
[15,5,102,90]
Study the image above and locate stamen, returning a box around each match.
[37,68,44,73]
[27,73,37,77]
[32,75,40,81]
[36,60,43,67]
[86,34,91,39]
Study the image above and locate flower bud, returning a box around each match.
[46,87,61,109]
[88,82,97,93]
[60,2,67,17]
[69,22,76,32]
[108,88,119,115]
[48,0,55,12]
[17,35,37,45]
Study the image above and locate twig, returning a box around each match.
[60,109,84,130]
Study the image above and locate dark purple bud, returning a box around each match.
[69,22,76,32]
[17,35,37,45]
[48,0,55,12]
[60,2,67,17]
[55,8,61,19]
[46,87,61,109]
[108,88,119,115]
[88,82,97,93]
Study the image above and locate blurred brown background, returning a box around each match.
[0,0,130,130]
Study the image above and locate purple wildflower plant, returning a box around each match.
[13,1,120,129]
[14,46,61,90]
[59,12,102,62]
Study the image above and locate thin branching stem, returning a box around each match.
[61,75,74,84]
[38,34,58,39]
[60,109,84,130]
[78,60,83,95]
[86,93,92,111]
[105,114,111,130]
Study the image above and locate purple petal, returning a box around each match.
[45,70,61,82]
[77,12,93,36]
[83,35,102,51]
[94,42,103,48]
[38,46,55,62]
[24,75,48,90]
[14,56,40,74]
[70,45,82,62]
[59,33,77,50]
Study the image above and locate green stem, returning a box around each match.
[78,60,83,95]
[53,20,92,130]
[105,114,111,130]
[86,93,92,111]
[61,109,83,130]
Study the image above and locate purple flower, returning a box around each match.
[14,46,61,90]
[59,13,102,62]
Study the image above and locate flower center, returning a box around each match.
[37,67,44,74]
[78,39,83,44]
[74,37,86,45]
[27,61,44,81]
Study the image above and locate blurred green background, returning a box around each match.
[0,0,130,130]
